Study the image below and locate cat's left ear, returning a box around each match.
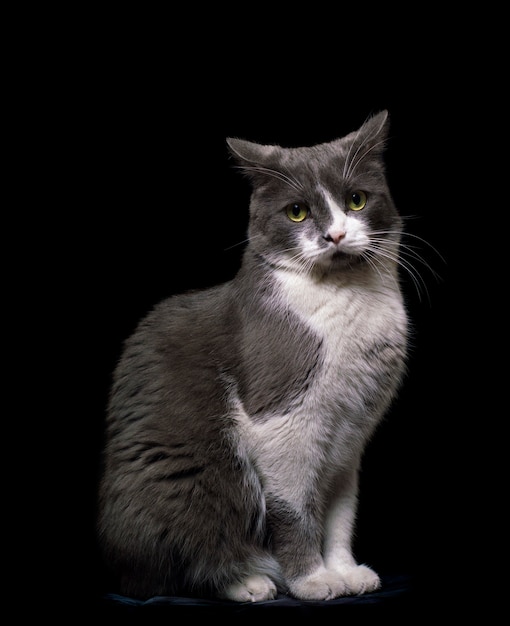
[226,138,280,185]
[226,138,278,166]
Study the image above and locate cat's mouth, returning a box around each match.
[326,249,364,268]
[330,249,358,262]
[331,250,349,259]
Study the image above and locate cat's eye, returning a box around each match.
[286,203,309,223]
[347,191,367,211]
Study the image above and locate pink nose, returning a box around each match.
[325,230,346,245]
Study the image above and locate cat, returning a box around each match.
[96,109,409,603]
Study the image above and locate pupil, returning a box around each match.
[293,204,300,216]
[352,193,360,205]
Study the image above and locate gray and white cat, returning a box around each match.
[97,110,409,602]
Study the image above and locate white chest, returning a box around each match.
[274,267,406,349]
[234,269,407,503]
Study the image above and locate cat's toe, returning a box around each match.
[288,567,348,601]
[339,564,381,595]
[221,574,277,602]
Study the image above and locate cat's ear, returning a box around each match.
[349,109,390,155]
[226,138,278,166]
[226,138,280,185]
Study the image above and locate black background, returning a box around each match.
[30,15,496,619]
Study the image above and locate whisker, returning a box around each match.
[233,165,304,194]
[344,112,388,181]
[367,236,438,304]
[368,244,430,303]
[371,229,446,277]
[361,250,398,289]
[346,139,388,180]
[223,235,257,252]
[399,243,444,284]
[400,232,447,267]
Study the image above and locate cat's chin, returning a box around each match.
[309,252,366,280]
[320,251,363,270]
[331,250,353,260]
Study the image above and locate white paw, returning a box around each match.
[221,574,277,602]
[288,564,381,600]
[288,567,348,600]
[336,564,381,595]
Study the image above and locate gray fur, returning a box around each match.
[97,110,409,601]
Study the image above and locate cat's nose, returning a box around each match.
[324,230,346,245]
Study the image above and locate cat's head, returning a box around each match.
[227,110,402,278]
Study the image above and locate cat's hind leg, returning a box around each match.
[221,574,278,602]
[218,551,283,602]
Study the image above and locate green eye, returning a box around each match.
[347,190,367,211]
[286,203,309,222]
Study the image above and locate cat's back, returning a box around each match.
[106,281,240,429]
[123,282,236,354]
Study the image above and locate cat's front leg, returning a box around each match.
[267,496,352,601]
[321,468,381,595]
[287,565,352,600]
[287,560,380,600]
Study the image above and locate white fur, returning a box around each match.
[221,574,277,602]
[322,187,347,238]
[235,266,406,503]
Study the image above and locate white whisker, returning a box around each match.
[346,139,388,180]
[366,229,445,304]
[223,233,266,252]
[361,249,398,289]
[223,237,251,252]
[344,112,388,181]
[234,165,304,194]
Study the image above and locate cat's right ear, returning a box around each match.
[226,138,277,167]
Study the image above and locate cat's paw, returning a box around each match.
[288,565,381,600]
[287,567,348,601]
[334,564,381,595]
[221,574,278,602]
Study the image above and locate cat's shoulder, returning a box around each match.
[146,280,243,333]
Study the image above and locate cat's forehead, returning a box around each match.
[228,133,351,169]
[277,139,347,169]
[229,110,388,165]
[274,136,369,189]
[228,111,389,189]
